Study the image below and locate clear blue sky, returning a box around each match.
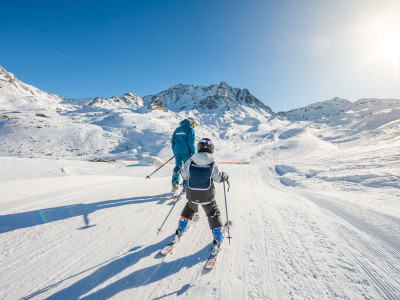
[1,0,400,112]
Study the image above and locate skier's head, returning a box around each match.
[197,138,214,154]
[187,117,198,128]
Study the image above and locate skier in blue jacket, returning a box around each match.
[171,117,197,191]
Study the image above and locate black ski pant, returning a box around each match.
[181,200,223,230]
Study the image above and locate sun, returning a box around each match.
[365,15,400,64]
[378,32,400,61]
[347,12,400,76]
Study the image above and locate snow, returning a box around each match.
[1,65,400,299]
[1,148,399,299]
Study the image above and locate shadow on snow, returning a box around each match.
[0,193,171,234]
[24,237,210,299]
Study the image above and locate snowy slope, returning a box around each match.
[1,139,399,299]
[1,66,400,299]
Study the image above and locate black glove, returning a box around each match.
[220,172,229,182]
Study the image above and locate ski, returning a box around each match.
[204,244,220,269]
[160,213,200,256]
[204,221,233,269]
[160,239,178,255]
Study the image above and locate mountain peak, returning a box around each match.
[0,65,17,83]
[142,82,273,115]
[0,66,63,108]
[217,81,230,87]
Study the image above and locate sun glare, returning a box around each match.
[353,13,400,75]
[378,32,400,61]
[366,15,400,63]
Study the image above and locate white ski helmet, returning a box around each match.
[187,117,198,128]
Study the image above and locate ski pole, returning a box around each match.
[173,155,193,178]
[223,180,232,244]
[180,155,193,172]
[145,156,174,179]
[157,184,187,235]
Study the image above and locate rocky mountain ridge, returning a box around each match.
[142,82,273,114]
[63,81,273,116]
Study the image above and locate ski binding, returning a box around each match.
[160,213,200,256]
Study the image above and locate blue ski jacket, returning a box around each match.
[171,119,196,157]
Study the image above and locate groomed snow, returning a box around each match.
[1,131,399,299]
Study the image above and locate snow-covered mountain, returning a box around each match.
[278,96,400,146]
[0,66,275,160]
[142,82,273,114]
[85,93,144,109]
[63,82,272,115]
[1,65,400,161]
[0,66,62,110]
[278,96,400,127]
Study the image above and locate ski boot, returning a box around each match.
[161,216,191,256]
[171,181,179,192]
[177,216,189,235]
[168,216,189,244]
[211,226,225,255]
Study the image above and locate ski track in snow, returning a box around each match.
[2,66,400,299]
[305,193,400,299]
[1,159,400,299]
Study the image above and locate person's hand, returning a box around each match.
[221,172,229,182]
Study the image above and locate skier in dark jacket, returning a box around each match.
[171,138,229,252]
[171,117,197,191]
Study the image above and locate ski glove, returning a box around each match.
[220,172,229,182]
